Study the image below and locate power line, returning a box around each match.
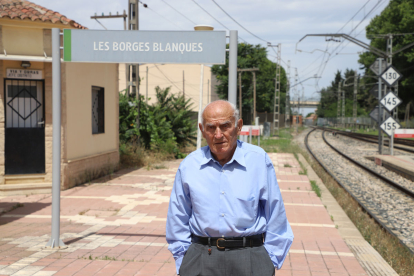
[147,7,184,29]
[154,64,182,91]
[191,0,247,42]
[160,0,197,25]
[210,0,269,43]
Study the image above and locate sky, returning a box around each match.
[34,0,390,115]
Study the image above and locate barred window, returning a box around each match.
[92,86,104,134]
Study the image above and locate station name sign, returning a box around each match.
[63,30,226,64]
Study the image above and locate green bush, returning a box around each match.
[119,86,196,158]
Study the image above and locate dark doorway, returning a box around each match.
[4,79,45,174]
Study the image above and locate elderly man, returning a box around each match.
[166,100,293,276]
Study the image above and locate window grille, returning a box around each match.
[92,86,105,134]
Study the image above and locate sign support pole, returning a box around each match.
[46,28,65,248]
[378,58,383,155]
[228,30,238,106]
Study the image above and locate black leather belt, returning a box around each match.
[191,234,263,249]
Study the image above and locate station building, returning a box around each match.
[0,0,119,195]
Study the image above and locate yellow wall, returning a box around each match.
[119,64,218,112]
[2,26,44,56]
[65,62,118,160]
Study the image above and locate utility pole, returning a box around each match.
[342,78,345,127]
[237,68,259,124]
[90,10,128,92]
[285,60,291,127]
[207,79,210,104]
[353,70,358,129]
[253,71,257,123]
[294,68,298,115]
[269,43,281,136]
[337,82,341,127]
[146,66,148,104]
[239,71,242,119]
[183,70,185,100]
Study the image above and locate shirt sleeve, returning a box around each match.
[262,154,294,269]
[166,168,193,275]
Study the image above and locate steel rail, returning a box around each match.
[321,131,414,198]
[316,127,414,154]
[304,128,414,254]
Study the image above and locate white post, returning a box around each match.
[46,28,65,248]
[390,128,394,156]
[228,30,238,106]
[197,64,204,149]
[249,127,252,144]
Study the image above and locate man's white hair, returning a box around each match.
[200,100,240,129]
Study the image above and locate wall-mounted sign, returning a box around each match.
[63,29,226,64]
[6,69,43,80]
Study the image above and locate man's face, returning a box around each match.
[199,102,242,163]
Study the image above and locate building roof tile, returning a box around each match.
[0,0,87,29]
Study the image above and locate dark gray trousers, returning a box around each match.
[179,243,275,276]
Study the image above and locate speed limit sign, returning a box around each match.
[380,117,401,137]
[380,65,402,86]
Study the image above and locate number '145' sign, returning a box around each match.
[380,92,402,112]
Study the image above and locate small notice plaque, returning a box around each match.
[6,69,43,80]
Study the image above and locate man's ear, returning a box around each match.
[198,123,203,132]
[236,119,243,135]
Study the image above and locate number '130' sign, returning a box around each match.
[380,65,402,86]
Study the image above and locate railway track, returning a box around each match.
[305,128,414,254]
[315,126,414,154]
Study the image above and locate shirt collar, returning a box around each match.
[199,140,246,168]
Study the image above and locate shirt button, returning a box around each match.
[221,213,225,217]
[221,191,225,195]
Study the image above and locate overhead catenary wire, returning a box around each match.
[147,7,184,29]
[191,0,247,42]
[160,0,197,25]
[210,0,270,44]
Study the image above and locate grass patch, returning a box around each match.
[310,180,321,197]
[284,164,292,168]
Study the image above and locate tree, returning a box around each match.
[358,0,414,119]
[211,43,287,124]
[316,69,368,118]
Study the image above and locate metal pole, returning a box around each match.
[285,60,290,128]
[146,66,148,104]
[183,70,185,100]
[207,79,210,104]
[353,70,358,130]
[253,71,256,124]
[197,64,204,149]
[239,71,242,119]
[228,30,238,106]
[390,128,394,156]
[378,58,383,154]
[249,126,252,144]
[46,28,65,248]
[337,82,341,127]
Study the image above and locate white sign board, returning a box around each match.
[380,91,402,112]
[240,126,250,135]
[6,69,43,80]
[63,29,226,64]
[380,65,402,86]
[394,129,414,138]
[380,117,401,137]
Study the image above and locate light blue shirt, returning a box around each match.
[166,140,293,274]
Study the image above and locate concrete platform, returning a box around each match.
[0,155,397,276]
[366,155,414,182]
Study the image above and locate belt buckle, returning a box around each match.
[216,238,225,249]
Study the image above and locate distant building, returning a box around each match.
[118,64,220,112]
[0,0,119,195]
